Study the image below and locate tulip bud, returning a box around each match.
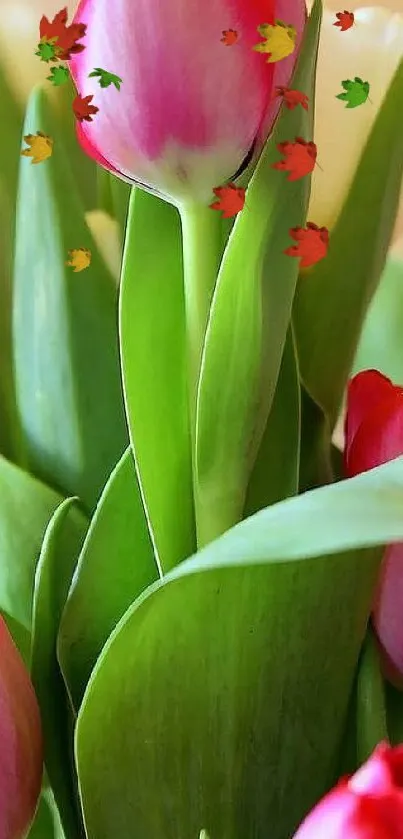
[310,7,403,241]
[0,616,43,839]
[293,742,403,838]
[345,369,403,687]
[69,0,306,204]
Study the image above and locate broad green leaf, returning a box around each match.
[355,627,387,763]
[293,58,403,426]
[58,447,159,710]
[353,252,403,384]
[0,453,64,636]
[0,62,23,462]
[13,86,128,512]
[76,456,403,839]
[194,0,321,544]
[31,498,88,839]
[244,327,300,515]
[120,188,195,572]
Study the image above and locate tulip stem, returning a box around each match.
[178,201,223,545]
[178,201,223,425]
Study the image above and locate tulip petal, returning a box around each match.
[373,542,403,686]
[346,393,403,477]
[344,371,401,467]
[0,617,42,839]
[70,0,305,201]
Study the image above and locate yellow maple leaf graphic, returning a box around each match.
[21,131,54,163]
[66,248,92,272]
[253,20,296,62]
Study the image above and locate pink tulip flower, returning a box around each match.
[293,742,403,839]
[344,369,403,687]
[0,617,43,839]
[69,0,306,203]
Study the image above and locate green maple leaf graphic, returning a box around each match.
[35,37,61,63]
[47,65,70,86]
[336,77,370,108]
[88,67,123,90]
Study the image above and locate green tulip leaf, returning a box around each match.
[0,453,64,641]
[13,85,128,512]
[58,447,159,710]
[294,57,403,426]
[120,188,195,572]
[31,498,88,839]
[76,455,403,839]
[244,326,301,515]
[194,0,322,544]
[0,61,23,462]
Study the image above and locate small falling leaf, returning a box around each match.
[284,222,329,268]
[333,10,355,31]
[72,94,99,122]
[336,77,370,108]
[88,67,123,90]
[253,20,296,63]
[66,248,92,272]
[221,29,238,46]
[21,131,54,164]
[209,183,246,218]
[274,86,309,110]
[272,137,317,181]
[39,7,86,61]
[35,36,62,62]
[47,65,70,85]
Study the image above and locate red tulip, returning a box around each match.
[345,369,403,685]
[0,617,43,839]
[293,742,403,839]
[69,0,306,203]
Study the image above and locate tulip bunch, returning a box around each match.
[1,0,403,839]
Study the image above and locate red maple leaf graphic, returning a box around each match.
[333,10,355,31]
[284,222,329,268]
[210,183,246,218]
[272,137,317,181]
[274,86,309,110]
[72,94,99,122]
[39,7,86,60]
[221,29,238,45]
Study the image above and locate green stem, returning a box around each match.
[356,625,388,764]
[178,201,223,544]
[178,202,222,425]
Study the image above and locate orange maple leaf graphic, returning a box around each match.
[333,10,355,30]
[72,94,99,122]
[274,86,309,110]
[272,137,317,181]
[210,183,246,218]
[221,29,238,45]
[284,222,329,268]
[39,7,86,60]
